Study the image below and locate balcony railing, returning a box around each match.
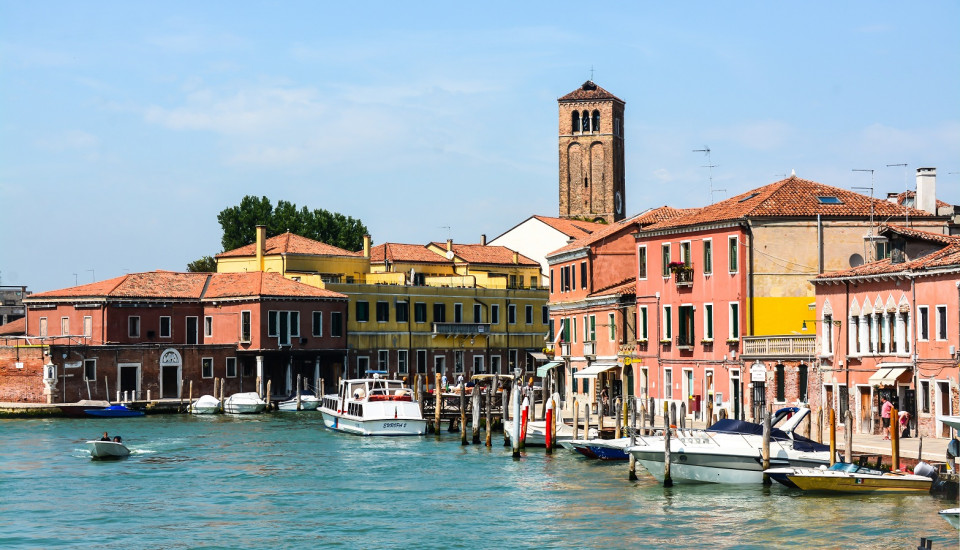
[583,341,595,356]
[674,268,694,286]
[560,343,571,357]
[742,335,816,357]
[432,323,491,335]
[675,334,695,348]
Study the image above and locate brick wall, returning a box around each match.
[0,347,45,402]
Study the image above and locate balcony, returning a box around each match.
[675,334,695,350]
[560,343,571,357]
[583,341,596,357]
[673,268,693,287]
[741,335,816,358]
[432,323,491,336]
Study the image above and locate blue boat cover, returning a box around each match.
[706,418,830,453]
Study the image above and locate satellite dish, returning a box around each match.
[445,250,455,260]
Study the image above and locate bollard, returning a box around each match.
[762,405,771,486]
[829,409,836,466]
[266,380,272,411]
[520,397,529,451]
[891,406,900,471]
[512,381,521,458]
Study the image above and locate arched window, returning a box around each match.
[571,111,580,133]
[775,364,785,401]
[581,111,590,133]
[614,118,620,136]
[592,110,600,132]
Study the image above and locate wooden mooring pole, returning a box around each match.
[460,381,467,446]
[511,381,521,458]
[265,380,272,411]
[503,380,511,447]
[545,399,554,454]
[761,405,771,486]
[435,373,442,437]
[572,398,579,440]
[471,382,481,444]
[188,380,193,413]
[663,401,673,488]
[891,406,900,471]
[844,409,853,464]
[629,396,638,481]
[584,402,591,440]
[829,409,837,466]
[485,381,492,447]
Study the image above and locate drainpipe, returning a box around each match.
[912,273,919,437]
[746,221,755,336]
[817,215,824,274]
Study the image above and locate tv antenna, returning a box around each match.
[852,168,876,259]
[693,146,724,202]
[886,163,908,225]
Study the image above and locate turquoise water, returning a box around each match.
[1,414,956,549]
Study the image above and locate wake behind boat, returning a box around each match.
[87,440,130,460]
[320,376,426,436]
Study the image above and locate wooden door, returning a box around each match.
[939,381,951,437]
[859,387,871,433]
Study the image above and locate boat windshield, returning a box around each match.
[828,463,860,473]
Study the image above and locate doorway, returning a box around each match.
[161,366,180,398]
[938,381,951,437]
[859,386,871,433]
[118,363,140,400]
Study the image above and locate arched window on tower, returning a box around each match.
[582,111,590,133]
[592,110,600,133]
[571,111,580,133]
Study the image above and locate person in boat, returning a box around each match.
[112,435,122,443]
[100,432,110,441]
[880,397,893,440]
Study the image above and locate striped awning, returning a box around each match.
[573,363,619,379]
[868,366,909,386]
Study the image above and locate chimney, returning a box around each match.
[513,251,519,265]
[255,225,266,272]
[480,234,487,246]
[446,238,453,253]
[363,234,371,258]
[916,167,937,215]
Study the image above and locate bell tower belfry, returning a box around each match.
[558,81,625,223]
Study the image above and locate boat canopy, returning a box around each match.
[536,361,563,377]
[573,363,618,379]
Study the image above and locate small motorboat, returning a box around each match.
[87,440,131,460]
[223,392,266,414]
[84,404,144,418]
[769,461,936,493]
[278,391,321,411]
[939,508,959,530]
[559,437,629,460]
[190,395,221,415]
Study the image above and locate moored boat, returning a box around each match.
[774,461,935,493]
[223,392,267,414]
[278,391,321,411]
[939,508,959,530]
[319,376,426,436]
[190,395,221,415]
[84,404,144,418]
[87,440,131,460]
[504,419,598,446]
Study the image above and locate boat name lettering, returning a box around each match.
[383,422,407,428]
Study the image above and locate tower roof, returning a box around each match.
[558,81,624,103]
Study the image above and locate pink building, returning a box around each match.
[813,225,960,438]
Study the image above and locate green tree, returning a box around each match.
[186,256,217,272]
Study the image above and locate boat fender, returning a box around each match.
[914,461,938,480]
[947,438,960,458]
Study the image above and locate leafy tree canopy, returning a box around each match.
[186,256,217,273]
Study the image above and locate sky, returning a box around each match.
[1,1,958,293]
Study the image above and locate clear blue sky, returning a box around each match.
[2,1,957,292]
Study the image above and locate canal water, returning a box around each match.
[1,414,956,549]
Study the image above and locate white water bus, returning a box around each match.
[319,376,426,436]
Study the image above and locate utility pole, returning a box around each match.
[852,169,876,261]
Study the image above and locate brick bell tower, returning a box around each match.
[558,81,626,223]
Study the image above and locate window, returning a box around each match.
[415,303,427,323]
[240,311,251,343]
[609,313,616,341]
[550,269,554,293]
[308,311,321,337]
[508,349,518,372]
[525,305,533,324]
[571,110,580,132]
[356,301,370,323]
[454,303,463,324]
[242,361,254,377]
[728,236,739,273]
[548,319,555,343]
[331,312,343,337]
[899,311,910,353]
[561,317,570,342]
[83,316,92,338]
[638,246,647,279]
[277,313,289,346]
[816,196,842,204]
[917,306,929,341]
[202,357,213,379]
[919,380,930,413]
[204,316,213,338]
[61,317,69,336]
[580,261,587,290]
[588,315,596,341]
[508,304,516,324]
[473,355,484,374]
[729,303,740,340]
[474,304,482,323]
[531,276,538,289]
[876,240,890,260]
[592,110,600,132]
[704,303,714,340]
[128,316,140,338]
[798,364,808,403]
[396,302,409,323]
[581,111,590,132]
[703,239,713,274]
[664,369,673,400]
[775,364,785,401]
[491,304,500,325]
[454,350,464,373]
[268,311,278,337]
[661,244,671,277]
[663,306,672,340]
[226,357,237,378]
[358,356,370,377]
[678,305,694,346]
[39,317,47,337]
[572,317,577,343]
[398,350,408,374]
[490,355,501,374]
[542,306,549,325]
[378,350,388,371]
[417,350,427,374]
[680,241,691,266]
[160,316,172,338]
[83,358,96,381]
[571,265,576,290]
[639,307,648,341]
[433,303,446,323]
[376,301,389,323]
[186,316,199,344]
[289,311,300,338]
[936,305,948,340]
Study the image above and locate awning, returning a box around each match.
[573,362,619,379]
[868,366,909,386]
[536,361,563,377]
[529,351,548,361]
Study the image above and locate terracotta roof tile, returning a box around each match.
[817,227,960,280]
[204,272,346,300]
[0,317,26,336]
[645,176,940,232]
[370,243,447,264]
[588,278,637,298]
[548,206,692,256]
[558,81,624,103]
[216,232,360,258]
[893,190,951,209]
[532,215,606,237]
[881,224,959,245]
[429,243,539,266]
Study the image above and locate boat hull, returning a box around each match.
[190,395,220,415]
[87,440,130,459]
[278,396,320,411]
[85,405,144,418]
[786,472,933,493]
[320,409,426,436]
[223,393,266,414]
[940,508,960,530]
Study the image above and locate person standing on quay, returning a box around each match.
[880,396,893,440]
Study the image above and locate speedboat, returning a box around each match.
[87,440,131,460]
[319,376,426,436]
[84,404,144,418]
[559,437,629,459]
[278,391,321,411]
[769,461,936,493]
[190,395,221,415]
[939,508,960,530]
[504,419,598,446]
[223,392,267,414]
[626,407,833,484]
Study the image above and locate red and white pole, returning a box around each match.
[545,400,553,453]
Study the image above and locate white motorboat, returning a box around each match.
[223,392,267,414]
[626,407,834,484]
[278,391,321,411]
[87,440,130,460]
[504,419,597,446]
[939,508,960,530]
[319,376,426,436]
[765,461,936,493]
[190,394,221,415]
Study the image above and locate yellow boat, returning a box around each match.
[784,462,934,493]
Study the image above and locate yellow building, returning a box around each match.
[216,227,549,382]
